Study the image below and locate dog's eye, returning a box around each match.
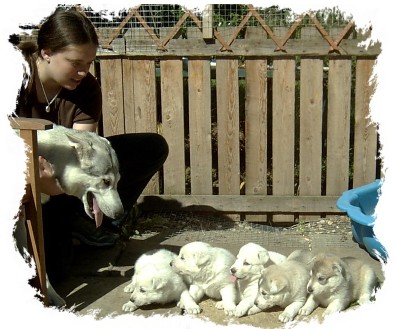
[261,290,269,299]
[318,276,327,284]
[243,261,250,266]
[103,179,111,187]
[139,287,146,293]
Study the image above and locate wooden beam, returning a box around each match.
[137,195,342,213]
[202,4,213,39]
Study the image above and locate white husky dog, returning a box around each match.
[230,242,287,317]
[14,125,124,307]
[171,241,238,315]
[37,125,124,226]
[122,249,200,314]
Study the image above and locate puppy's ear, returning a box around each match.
[257,250,270,264]
[196,253,211,266]
[270,276,287,294]
[332,261,345,277]
[307,256,317,268]
[153,278,167,290]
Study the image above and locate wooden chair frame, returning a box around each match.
[10,117,53,305]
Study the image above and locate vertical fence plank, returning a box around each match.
[123,59,157,134]
[188,58,213,194]
[123,59,159,194]
[202,5,213,39]
[100,59,125,137]
[245,58,268,222]
[299,58,323,221]
[161,59,186,194]
[272,58,295,223]
[122,59,135,131]
[326,58,351,195]
[353,58,378,187]
[216,58,240,198]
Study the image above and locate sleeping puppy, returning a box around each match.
[230,242,287,317]
[171,241,238,315]
[299,253,378,317]
[254,249,311,323]
[122,249,200,314]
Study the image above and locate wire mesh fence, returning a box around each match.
[14,4,356,54]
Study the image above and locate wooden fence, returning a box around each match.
[49,5,383,223]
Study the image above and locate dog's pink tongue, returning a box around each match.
[229,275,237,283]
[92,197,103,228]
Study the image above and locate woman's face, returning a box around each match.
[44,43,97,90]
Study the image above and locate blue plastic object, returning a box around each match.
[336,179,388,262]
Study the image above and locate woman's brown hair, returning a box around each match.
[15,7,98,111]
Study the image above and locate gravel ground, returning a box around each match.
[132,212,353,247]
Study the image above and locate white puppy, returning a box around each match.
[122,249,200,314]
[171,241,238,315]
[299,253,378,317]
[230,242,287,317]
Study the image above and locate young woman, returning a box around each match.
[14,7,169,283]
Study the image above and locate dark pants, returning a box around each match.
[43,133,168,283]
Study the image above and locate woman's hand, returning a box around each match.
[38,156,64,195]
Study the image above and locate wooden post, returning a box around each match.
[202,5,213,39]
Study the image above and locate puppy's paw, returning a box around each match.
[247,305,262,316]
[298,307,313,316]
[358,294,371,305]
[122,301,138,312]
[322,307,340,317]
[124,283,134,293]
[179,290,202,314]
[180,303,202,315]
[216,301,236,316]
[279,312,294,323]
[234,304,249,317]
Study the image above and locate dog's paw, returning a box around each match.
[180,304,202,315]
[279,312,294,323]
[234,304,249,317]
[247,305,262,316]
[177,300,202,314]
[298,307,313,316]
[122,301,138,312]
[358,294,372,305]
[124,283,134,293]
[216,301,236,316]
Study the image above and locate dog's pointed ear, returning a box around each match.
[196,253,211,266]
[257,250,270,265]
[307,256,317,268]
[65,132,95,168]
[332,261,345,276]
[270,276,287,294]
[153,278,167,290]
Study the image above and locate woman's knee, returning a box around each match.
[152,133,169,162]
